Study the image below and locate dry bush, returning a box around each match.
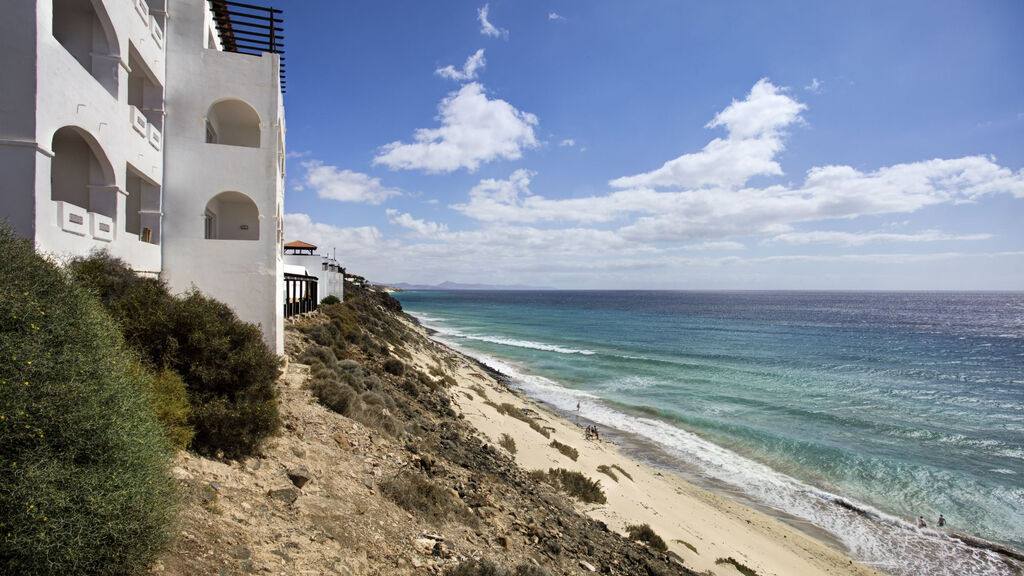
[549,439,579,461]
[625,523,668,552]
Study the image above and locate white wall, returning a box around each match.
[283,253,345,303]
[162,0,285,353]
[0,0,165,274]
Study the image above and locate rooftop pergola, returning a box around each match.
[283,240,317,255]
[208,0,286,91]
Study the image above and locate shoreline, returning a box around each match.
[405,316,884,576]
[410,311,1024,575]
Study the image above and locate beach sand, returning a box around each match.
[403,317,883,576]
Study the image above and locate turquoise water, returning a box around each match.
[395,291,1024,576]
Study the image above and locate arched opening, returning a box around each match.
[51,126,116,217]
[204,191,259,240]
[205,99,261,147]
[52,0,120,98]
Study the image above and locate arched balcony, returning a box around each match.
[51,126,118,239]
[205,99,261,148]
[204,191,259,240]
[52,0,120,98]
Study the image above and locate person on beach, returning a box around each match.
[938,514,945,527]
[594,426,600,441]
[918,516,927,528]
[585,425,593,440]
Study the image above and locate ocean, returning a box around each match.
[393,290,1024,576]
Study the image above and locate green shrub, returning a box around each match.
[71,254,281,459]
[159,291,281,459]
[320,294,341,305]
[381,471,477,527]
[498,433,517,454]
[529,468,606,504]
[549,439,579,461]
[0,227,178,575]
[383,357,406,376]
[148,368,194,449]
[625,523,668,552]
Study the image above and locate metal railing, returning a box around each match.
[284,272,317,318]
[208,0,286,91]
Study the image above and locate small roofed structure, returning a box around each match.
[284,240,316,255]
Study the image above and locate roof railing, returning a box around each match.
[207,0,286,91]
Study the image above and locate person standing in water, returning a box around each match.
[938,514,945,527]
[918,516,927,528]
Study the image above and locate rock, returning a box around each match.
[228,545,252,560]
[579,560,597,572]
[495,536,509,550]
[433,541,455,558]
[267,487,299,505]
[334,433,351,449]
[287,466,313,489]
[413,538,436,555]
[361,477,374,490]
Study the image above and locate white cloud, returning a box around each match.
[559,138,576,147]
[435,49,486,81]
[300,161,402,204]
[284,213,389,257]
[681,241,747,251]
[386,209,449,237]
[766,229,992,246]
[478,4,507,38]
[373,82,539,173]
[805,78,823,93]
[610,79,806,190]
[292,79,1024,289]
[549,12,566,21]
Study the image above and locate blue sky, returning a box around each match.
[278,0,1024,289]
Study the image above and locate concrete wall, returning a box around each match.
[0,1,40,239]
[162,0,285,353]
[0,0,165,274]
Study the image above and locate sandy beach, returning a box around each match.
[402,317,883,576]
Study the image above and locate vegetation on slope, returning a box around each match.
[0,227,178,575]
[70,252,280,458]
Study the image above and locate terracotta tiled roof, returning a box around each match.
[284,240,317,250]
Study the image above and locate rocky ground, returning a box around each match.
[154,285,694,576]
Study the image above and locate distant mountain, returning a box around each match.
[378,281,554,291]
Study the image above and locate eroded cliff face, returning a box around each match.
[155,285,693,576]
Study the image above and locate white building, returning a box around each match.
[283,240,345,304]
[0,0,287,353]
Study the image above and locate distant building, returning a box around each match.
[283,240,345,304]
[1,0,288,353]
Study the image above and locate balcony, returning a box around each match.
[131,105,148,135]
[134,0,149,23]
[208,0,286,91]
[147,123,162,150]
[90,212,114,242]
[57,201,88,236]
[150,15,164,48]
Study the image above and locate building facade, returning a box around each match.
[283,241,345,304]
[0,0,287,353]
